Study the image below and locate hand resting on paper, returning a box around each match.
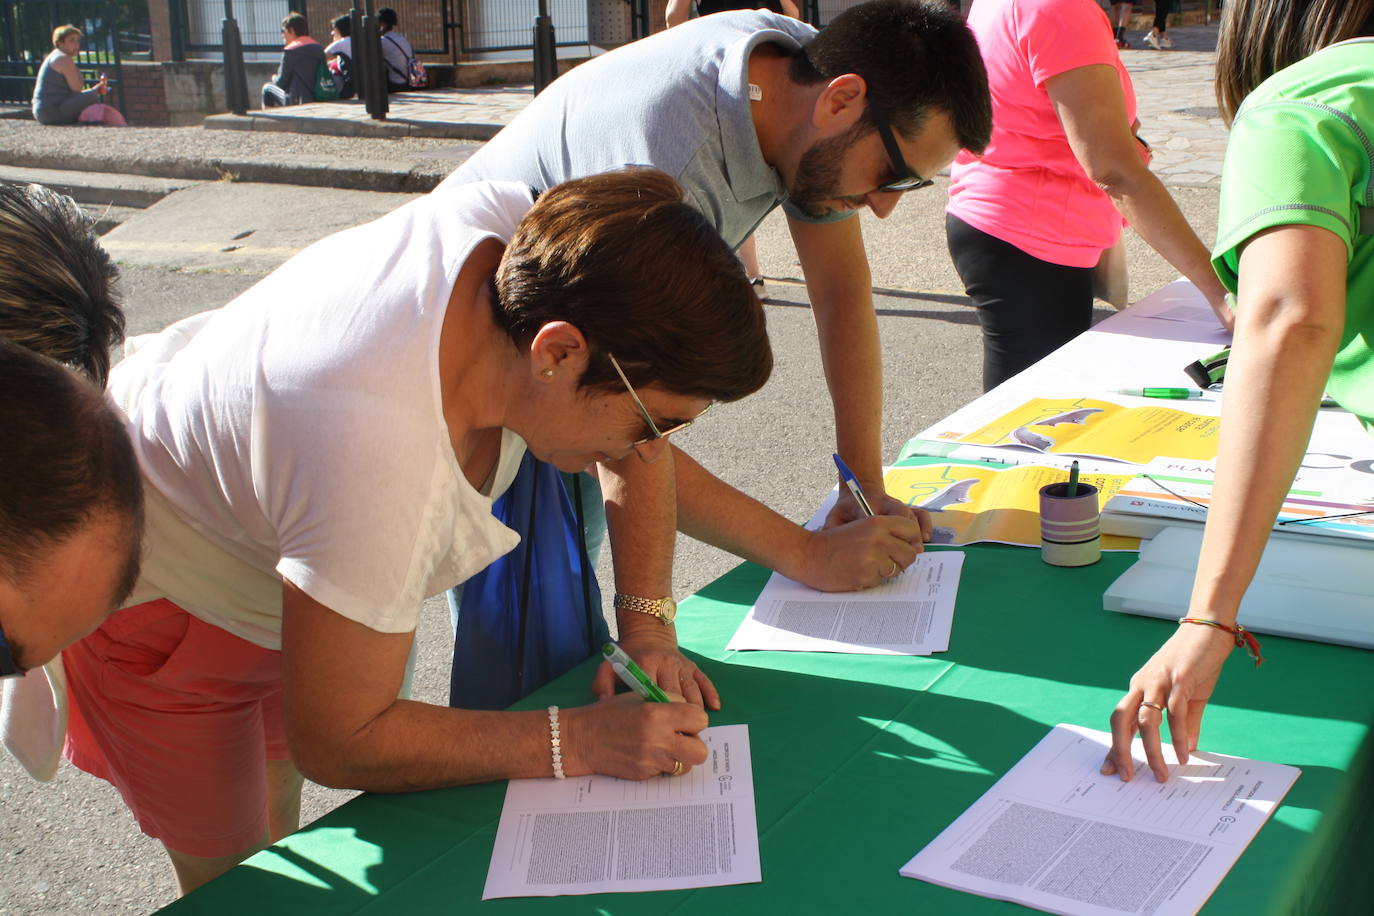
[1102,622,1234,783]
[792,514,927,592]
[591,617,721,710]
[562,692,709,780]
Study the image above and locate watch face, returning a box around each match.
[661,596,678,623]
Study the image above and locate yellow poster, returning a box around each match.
[934,398,1220,464]
[886,463,1140,551]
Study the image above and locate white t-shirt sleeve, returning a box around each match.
[260,182,532,633]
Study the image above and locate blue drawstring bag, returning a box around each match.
[449,453,606,710]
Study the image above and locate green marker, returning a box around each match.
[1067,460,1080,498]
[1114,388,1204,400]
[602,643,671,703]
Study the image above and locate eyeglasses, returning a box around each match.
[606,353,712,448]
[870,104,935,193]
[0,621,21,680]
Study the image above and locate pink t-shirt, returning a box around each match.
[948,0,1137,267]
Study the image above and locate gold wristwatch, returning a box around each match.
[613,593,677,626]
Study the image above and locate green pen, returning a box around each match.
[602,643,671,703]
[1114,388,1204,400]
[1067,460,1080,498]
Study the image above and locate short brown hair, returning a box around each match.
[51,24,80,48]
[493,168,772,403]
[282,12,309,37]
[1217,0,1374,123]
[0,182,124,387]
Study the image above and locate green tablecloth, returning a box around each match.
[164,546,1374,914]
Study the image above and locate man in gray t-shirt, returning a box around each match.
[442,1,991,702]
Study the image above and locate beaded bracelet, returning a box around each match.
[547,706,565,779]
[1178,617,1264,667]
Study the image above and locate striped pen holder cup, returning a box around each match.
[1038,482,1101,567]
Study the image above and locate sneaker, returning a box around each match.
[750,276,769,302]
[1146,30,1162,50]
[1160,33,1173,48]
[1116,37,1130,50]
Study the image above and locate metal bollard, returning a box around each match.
[221,0,249,115]
[532,0,557,94]
[360,0,388,119]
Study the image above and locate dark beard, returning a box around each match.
[787,123,865,219]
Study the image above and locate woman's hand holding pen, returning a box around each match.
[560,692,709,780]
[590,618,720,711]
[1102,622,1234,783]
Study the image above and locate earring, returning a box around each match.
[540,368,554,378]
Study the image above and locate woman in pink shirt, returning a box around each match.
[946,0,1228,389]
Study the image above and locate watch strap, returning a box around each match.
[613,593,675,625]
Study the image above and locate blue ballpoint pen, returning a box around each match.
[832,453,875,518]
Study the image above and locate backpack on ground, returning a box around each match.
[330,52,355,100]
[313,57,341,101]
[406,55,427,88]
[383,34,427,89]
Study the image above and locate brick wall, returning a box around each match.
[119,61,170,126]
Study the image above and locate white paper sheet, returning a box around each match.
[483,725,760,899]
[900,724,1299,916]
[725,550,965,655]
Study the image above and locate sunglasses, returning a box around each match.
[607,353,712,448]
[870,104,935,193]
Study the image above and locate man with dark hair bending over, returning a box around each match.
[438,0,992,701]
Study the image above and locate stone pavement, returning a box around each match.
[202,86,533,141]
[1120,26,1228,188]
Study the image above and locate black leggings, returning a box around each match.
[946,213,1095,391]
[1154,2,1170,31]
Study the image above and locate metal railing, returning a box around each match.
[179,0,310,54]
[175,0,451,57]
[455,0,641,54]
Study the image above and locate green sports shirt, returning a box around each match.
[1213,38,1374,428]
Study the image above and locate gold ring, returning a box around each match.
[1139,700,1164,712]
[884,560,898,578]
[670,759,683,777]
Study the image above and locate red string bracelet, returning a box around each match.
[1178,617,1264,666]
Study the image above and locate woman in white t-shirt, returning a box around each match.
[60,169,774,893]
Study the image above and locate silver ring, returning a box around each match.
[1139,700,1164,712]
[884,560,898,578]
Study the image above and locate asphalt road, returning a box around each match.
[0,171,1219,914]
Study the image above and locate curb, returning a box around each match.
[0,148,445,194]
[203,112,504,141]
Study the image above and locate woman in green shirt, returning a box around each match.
[1105,0,1374,783]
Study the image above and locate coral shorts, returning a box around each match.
[63,599,290,858]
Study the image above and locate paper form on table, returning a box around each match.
[726,552,964,655]
[482,725,760,899]
[726,487,964,655]
[900,724,1299,916]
